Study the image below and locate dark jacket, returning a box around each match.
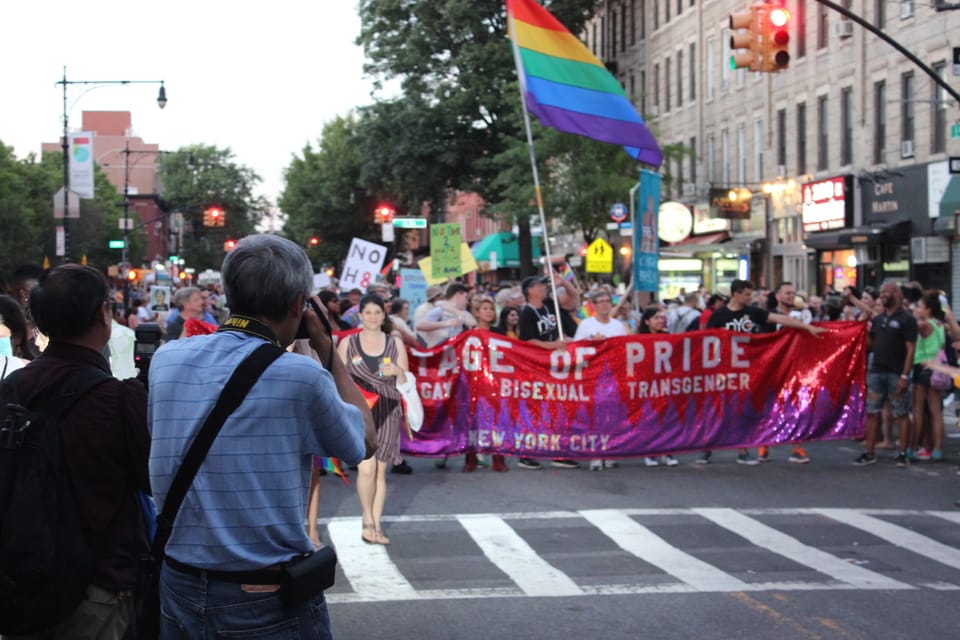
[18,342,150,591]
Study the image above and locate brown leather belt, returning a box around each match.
[165,556,282,585]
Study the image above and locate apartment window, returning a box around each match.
[689,43,696,101]
[841,87,853,165]
[677,0,683,16]
[591,23,597,55]
[621,2,627,51]
[677,147,684,194]
[875,0,885,28]
[817,95,829,170]
[721,34,730,93]
[654,0,659,30]
[641,70,647,115]
[689,136,697,187]
[817,4,828,50]
[754,120,763,181]
[722,129,730,185]
[640,0,646,39]
[796,0,806,59]
[797,102,807,175]
[737,124,746,184]
[902,71,915,144]
[874,81,886,164]
[676,49,683,108]
[631,0,637,45]
[654,64,660,113]
[629,73,636,102]
[665,57,672,111]
[666,0,671,23]
[901,0,915,19]
[611,11,618,55]
[707,134,716,183]
[706,37,716,99]
[776,108,787,167]
[932,62,947,153]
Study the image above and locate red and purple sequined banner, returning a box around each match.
[400,322,866,459]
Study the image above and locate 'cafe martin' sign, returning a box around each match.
[801,176,853,233]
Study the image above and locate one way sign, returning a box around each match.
[585,237,614,273]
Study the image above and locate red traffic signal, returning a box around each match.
[374,204,395,224]
[762,6,791,72]
[203,205,225,227]
[309,236,320,247]
[224,239,237,252]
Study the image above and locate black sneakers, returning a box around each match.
[853,452,877,466]
[391,460,413,474]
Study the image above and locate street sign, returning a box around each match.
[118,217,135,230]
[951,122,960,140]
[108,240,125,249]
[610,202,627,223]
[953,46,960,76]
[585,237,614,273]
[393,217,428,228]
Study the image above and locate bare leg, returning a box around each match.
[877,401,894,448]
[373,460,390,544]
[357,457,377,542]
[911,387,925,453]
[307,462,321,549]
[926,388,945,453]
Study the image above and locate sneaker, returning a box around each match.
[661,455,680,467]
[517,457,542,470]
[476,454,490,468]
[914,448,932,461]
[737,452,760,466]
[696,451,712,464]
[758,446,770,462]
[932,449,944,462]
[788,448,811,464]
[853,452,877,466]
[894,452,909,468]
[434,456,448,470]
[589,459,603,471]
[551,459,580,469]
[644,456,660,467]
[391,460,413,475]
[602,460,618,469]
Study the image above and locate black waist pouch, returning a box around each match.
[280,545,338,607]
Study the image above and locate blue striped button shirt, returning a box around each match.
[148,331,365,570]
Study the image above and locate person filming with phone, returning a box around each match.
[147,234,377,639]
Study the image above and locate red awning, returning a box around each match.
[666,231,731,247]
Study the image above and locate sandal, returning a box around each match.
[361,523,377,545]
[375,529,391,545]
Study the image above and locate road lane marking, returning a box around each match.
[580,509,751,592]
[327,518,418,601]
[816,508,960,571]
[456,514,584,597]
[695,508,911,590]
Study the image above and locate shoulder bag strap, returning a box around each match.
[152,342,284,556]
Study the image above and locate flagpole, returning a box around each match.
[508,10,566,339]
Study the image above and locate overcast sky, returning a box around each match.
[0,1,386,206]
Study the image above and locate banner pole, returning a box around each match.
[508,11,566,339]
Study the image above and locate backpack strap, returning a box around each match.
[152,342,284,557]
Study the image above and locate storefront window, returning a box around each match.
[819,249,857,293]
[658,258,703,301]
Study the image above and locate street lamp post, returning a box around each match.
[55,66,167,263]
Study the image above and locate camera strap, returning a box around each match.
[217,315,283,348]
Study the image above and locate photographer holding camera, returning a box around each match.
[147,234,376,639]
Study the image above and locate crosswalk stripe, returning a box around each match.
[816,508,960,571]
[327,518,418,601]
[929,510,960,526]
[457,514,584,597]
[580,508,751,592]
[694,508,911,590]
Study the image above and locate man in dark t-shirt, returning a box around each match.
[854,282,918,467]
[704,279,826,465]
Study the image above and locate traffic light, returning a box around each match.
[761,5,791,72]
[224,239,236,252]
[729,5,762,72]
[203,205,225,227]
[309,236,319,247]
[374,204,395,224]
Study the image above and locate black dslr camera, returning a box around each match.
[134,323,163,386]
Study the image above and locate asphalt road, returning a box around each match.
[313,437,960,640]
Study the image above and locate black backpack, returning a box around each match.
[0,365,113,635]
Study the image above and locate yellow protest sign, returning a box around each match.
[418,243,479,285]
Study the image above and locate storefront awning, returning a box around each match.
[665,231,731,247]
[940,174,960,219]
[804,218,911,250]
[471,232,541,269]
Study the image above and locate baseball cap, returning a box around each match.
[521,276,549,295]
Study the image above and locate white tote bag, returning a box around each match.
[395,371,424,433]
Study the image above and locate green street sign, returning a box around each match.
[108,240,125,249]
[951,122,960,140]
[393,217,428,229]
[168,255,180,263]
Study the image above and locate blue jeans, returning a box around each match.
[159,564,332,640]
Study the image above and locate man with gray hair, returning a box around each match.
[164,286,205,341]
[148,234,376,638]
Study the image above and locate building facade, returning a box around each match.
[590,0,960,299]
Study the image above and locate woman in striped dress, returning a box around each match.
[337,294,409,545]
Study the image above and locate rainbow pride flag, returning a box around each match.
[506,0,662,167]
